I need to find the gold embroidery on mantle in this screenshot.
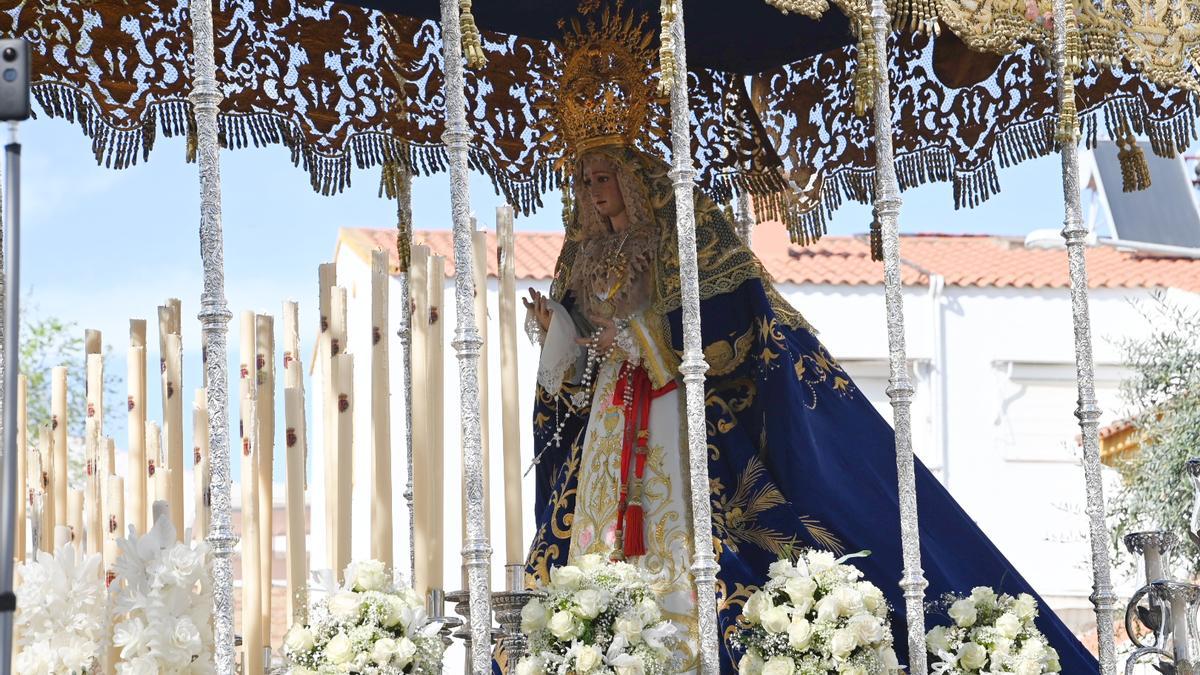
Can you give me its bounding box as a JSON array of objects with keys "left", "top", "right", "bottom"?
[{"left": 711, "top": 456, "right": 842, "bottom": 557}]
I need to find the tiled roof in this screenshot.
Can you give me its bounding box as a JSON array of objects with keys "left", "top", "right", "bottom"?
[{"left": 338, "top": 223, "right": 1200, "bottom": 292}]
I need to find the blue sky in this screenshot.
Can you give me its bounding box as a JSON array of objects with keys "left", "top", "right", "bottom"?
[{"left": 17, "top": 114, "right": 1087, "bottom": 480}]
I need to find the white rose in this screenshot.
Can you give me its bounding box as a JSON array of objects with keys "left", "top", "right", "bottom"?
[
  {"left": 328, "top": 592, "right": 364, "bottom": 622},
  {"left": 743, "top": 589, "right": 772, "bottom": 624},
  {"left": 815, "top": 595, "right": 841, "bottom": 623},
  {"left": 1044, "top": 648, "right": 1062, "bottom": 673},
  {"left": 324, "top": 632, "right": 354, "bottom": 665},
  {"left": 547, "top": 610, "right": 579, "bottom": 640},
  {"left": 516, "top": 656, "right": 547, "bottom": 675},
  {"left": 839, "top": 666, "right": 867, "bottom": 675},
  {"left": 1013, "top": 593, "right": 1038, "bottom": 621},
  {"left": 784, "top": 577, "right": 817, "bottom": 606},
  {"left": 637, "top": 597, "right": 661, "bottom": 623},
  {"left": 830, "top": 628, "right": 859, "bottom": 659},
  {"left": 1015, "top": 659, "right": 1042, "bottom": 675},
  {"left": 550, "top": 565, "right": 584, "bottom": 589},
  {"left": 574, "top": 644, "right": 603, "bottom": 673},
  {"left": 371, "top": 637, "right": 399, "bottom": 665},
  {"left": 847, "top": 614, "right": 884, "bottom": 646},
  {"left": 832, "top": 586, "right": 865, "bottom": 616},
  {"left": 521, "top": 598, "right": 549, "bottom": 633},
  {"left": 807, "top": 550, "right": 837, "bottom": 573},
  {"left": 995, "top": 612, "right": 1022, "bottom": 639},
  {"left": 394, "top": 637, "right": 417, "bottom": 669},
  {"left": 992, "top": 637, "right": 1013, "bottom": 659},
  {"left": 577, "top": 553, "right": 606, "bottom": 571},
  {"left": 969, "top": 586, "right": 996, "bottom": 608},
  {"left": 614, "top": 615, "right": 645, "bottom": 643},
  {"left": 860, "top": 583, "right": 886, "bottom": 615},
  {"left": 283, "top": 623, "right": 316, "bottom": 655},
  {"left": 769, "top": 559, "right": 799, "bottom": 579},
  {"left": 760, "top": 605, "right": 791, "bottom": 634},
  {"left": 878, "top": 646, "right": 900, "bottom": 671},
  {"left": 738, "top": 649, "right": 765, "bottom": 675},
  {"left": 352, "top": 559, "right": 388, "bottom": 592},
  {"left": 1019, "top": 638, "right": 1046, "bottom": 662},
  {"left": 612, "top": 653, "right": 646, "bottom": 675},
  {"left": 572, "top": 588, "right": 609, "bottom": 619},
  {"left": 762, "top": 656, "right": 796, "bottom": 675},
  {"left": 926, "top": 625, "right": 952, "bottom": 655},
  {"left": 948, "top": 598, "right": 978, "bottom": 628},
  {"left": 787, "top": 617, "right": 813, "bottom": 651},
  {"left": 958, "top": 642, "right": 988, "bottom": 671}
]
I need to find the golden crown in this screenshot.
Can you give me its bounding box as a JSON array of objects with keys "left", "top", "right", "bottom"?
[{"left": 535, "top": 4, "right": 663, "bottom": 163}]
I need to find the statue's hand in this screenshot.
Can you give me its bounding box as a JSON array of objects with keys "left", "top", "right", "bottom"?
[
  {"left": 523, "top": 288, "right": 553, "bottom": 332},
  {"left": 577, "top": 315, "right": 617, "bottom": 352}
]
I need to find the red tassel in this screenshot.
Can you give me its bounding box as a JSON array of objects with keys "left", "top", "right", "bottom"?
[{"left": 623, "top": 504, "right": 646, "bottom": 558}]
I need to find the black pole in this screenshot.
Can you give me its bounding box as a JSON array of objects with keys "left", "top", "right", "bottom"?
[{"left": 0, "top": 126, "right": 21, "bottom": 675}]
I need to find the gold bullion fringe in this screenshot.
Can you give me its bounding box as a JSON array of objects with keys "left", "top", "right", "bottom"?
[
  {"left": 459, "top": 0, "right": 487, "bottom": 69},
  {"left": 657, "top": 0, "right": 677, "bottom": 98}
]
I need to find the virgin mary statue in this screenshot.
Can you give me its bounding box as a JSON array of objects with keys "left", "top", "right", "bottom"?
[{"left": 517, "top": 7, "right": 1096, "bottom": 674}]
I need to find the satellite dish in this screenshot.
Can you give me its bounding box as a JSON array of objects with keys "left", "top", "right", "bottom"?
[{"left": 1088, "top": 141, "right": 1200, "bottom": 250}]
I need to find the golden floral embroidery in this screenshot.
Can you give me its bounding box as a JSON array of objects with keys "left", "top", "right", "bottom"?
[
  {"left": 705, "top": 378, "right": 757, "bottom": 436},
  {"left": 704, "top": 326, "right": 757, "bottom": 377},
  {"left": 711, "top": 456, "right": 843, "bottom": 557}
]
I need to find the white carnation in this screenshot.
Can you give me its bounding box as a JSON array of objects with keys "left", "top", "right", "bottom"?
[
  {"left": 995, "top": 612, "right": 1022, "bottom": 639},
  {"left": 969, "top": 586, "right": 996, "bottom": 608},
  {"left": 576, "top": 553, "right": 606, "bottom": 571},
  {"left": 783, "top": 576, "right": 817, "bottom": 606},
  {"left": 371, "top": 637, "right": 399, "bottom": 665},
  {"left": 516, "top": 656, "right": 547, "bottom": 675},
  {"left": 807, "top": 550, "right": 837, "bottom": 573},
  {"left": 550, "top": 565, "right": 584, "bottom": 589},
  {"left": 328, "top": 591, "right": 364, "bottom": 622},
  {"left": 614, "top": 615, "right": 645, "bottom": 643},
  {"left": 394, "top": 637, "right": 417, "bottom": 669},
  {"left": 926, "top": 625, "right": 952, "bottom": 655},
  {"left": 832, "top": 586, "right": 865, "bottom": 616},
  {"left": 572, "top": 588, "right": 609, "bottom": 619},
  {"left": 847, "top": 614, "right": 884, "bottom": 646},
  {"left": 351, "top": 559, "right": 389, "bottom": 592},
  {"left": 612, "top": 653, "right": 646, "bottom": 675},
  {"left": 769, "top": 559, "right": 800, "bottom": 579},
  {"left": 1013, "top": 593, "right": 1038, "bottom": 621}
]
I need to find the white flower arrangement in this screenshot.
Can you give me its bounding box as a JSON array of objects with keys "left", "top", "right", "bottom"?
[
  {"left": 14, "top": 543, "right": 106, "bottom": 674},
  {"left": 283, "top": 559, "right": 445, "bottom": 674},
  {"left": 926, "top": 587, "right": 1061, "bottom": 674},
  {"left": 733, "top": 550, "right": 902, "bottom": 675},
  {"left": 516, "top": 553, "right": 681, "bottom": 675},
  {"left": 110, "top": 517, "right": 215, "bottom": 674}
]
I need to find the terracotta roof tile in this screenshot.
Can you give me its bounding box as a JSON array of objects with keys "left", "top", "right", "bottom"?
[{"left": 338, "top": 223, "right": 1200, "bottom": 293}]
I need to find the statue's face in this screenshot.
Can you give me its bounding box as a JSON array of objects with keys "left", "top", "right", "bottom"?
[{"left": 581, "top": 158, "right": 626, "bottom": 221}]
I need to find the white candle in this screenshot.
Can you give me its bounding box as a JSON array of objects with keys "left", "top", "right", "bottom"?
[
  {"left": 54, "top": 525, "right": 71, "bottom": 551},
  {"left": 370, "top": 250, "right": 393, "bottom": 569},
  {"left": 428, "top": 254, "right": 445, "bottom": 591},
  {"left": 127, "top": 345, "right": 147, "bottom": 536},
  {"left": 146, "top": 421, "right": 165, "bottom": 527},
  {"left": 283, "top": 300, "right": 308, "bottom": 623},
  {"left": 86, "top": 352, "right": 103, "bottom": 435},
  {"left": 104, "top": 475, "right": 124, "bottom": 576},
  {"left": 193, "top": 391, "right": 209, "bottom": 541},
  {"left": 16, "top": 374, "right": 26, "bottom": 561},
  {"left": 67, "top": 490, "right": 84, "bottom": 545},
  {"left": 240, "top": 388, "right": 263, "bottom": 675},
  {"left": 37, "top": 426, "right": 53, "bottom": 550},
  {"left": 318, "top": 265, "right": 336, "bottom": 573},
  {"left": 28, "top": 442, "right": 45, "bottom": 553},
  {"left": 51, "top": 367, "right": 68, "bottom": 528},
  {"left": 84, "top": 418, "right": 101, "bottom": 555},
  {"left": 255, "top": 313, "right": 275, "bottom": 644},
  {"left": 409, "top": 245, "right": 432, "bottom": 596},
  {"left": 165, "top": 333, "right": 185, "bottom": 541},
  {"left": 333, "top": 351, "right": 354, "bottom": 579},
  {"left": 497, "top": 205, "right": 524, "bottom": 565}
]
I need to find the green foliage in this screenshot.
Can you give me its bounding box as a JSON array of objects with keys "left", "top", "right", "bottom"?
[{"left": 1111, "top": 293, "right": 1200, "bottom": 575}]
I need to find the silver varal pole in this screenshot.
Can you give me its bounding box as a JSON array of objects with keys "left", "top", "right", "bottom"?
[
  {"left": 396, "top": 166, "right": 417, "bottom": 583},
  {"left": 665, "top": 6, "right": 721, "bottom": 674},
  {"left": 868, "top": 0, "right": 930, "bottom": 671},
  {"left": 436, "top": 1, "right": 493, "bottom": 672},
  {"left": 1050, "top": 0, "right": 1118, "bottom": 670},
  {"left": 188, "top": 1, "right": 237, "bottom": 673},
  {"left": 0, "top": 123, "right": 21, "bottom": 669}
]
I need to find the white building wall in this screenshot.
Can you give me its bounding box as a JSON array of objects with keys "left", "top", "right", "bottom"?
[{"left": 327, "top": 242, "right": 1199, "bottom": 638}]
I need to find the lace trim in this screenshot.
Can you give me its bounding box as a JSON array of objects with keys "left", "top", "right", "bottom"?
[{"left": 536, "top": 300, "right": 583, "bottom": 393}]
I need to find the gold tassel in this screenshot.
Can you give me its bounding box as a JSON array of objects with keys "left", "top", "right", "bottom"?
[
  {"left": 1054, "top": 11, "right": 1082, "bottom": 144},
  {"left": 853, "top": 27, "right": 876, "bottom": 117},
  {"left": 763, "top": 0, "right": 831, "bottom": 19},
  {"left": 869, "top": 216, "right": 884, "bottom": 262},
  {"left": 458, "top": 0, "right": 487, "bottom": 69},
  {"left": 657, "top": 0, "right": 677, "bottom": 98},
  {"left": 1116, "top": 126, "right": 1151, "bottom": 192}
]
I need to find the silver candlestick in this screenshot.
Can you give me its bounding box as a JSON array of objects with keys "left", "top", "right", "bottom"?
[
  {"left": 492, "top": 563, "right": 539, "bottom": 660},
  {"left": 446, "top": 586, "right": 473, "bottom": 674},
  {"left": 427, "top": 588, "right": 462, "bottom": 654}
]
